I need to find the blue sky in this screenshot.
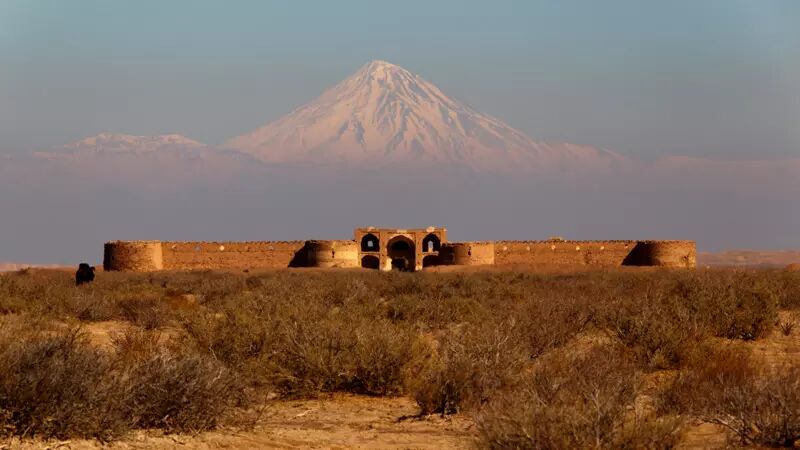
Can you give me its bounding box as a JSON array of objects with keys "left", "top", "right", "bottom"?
[{"left": 1, "top": 0, "right": 799, "bottom": 159}]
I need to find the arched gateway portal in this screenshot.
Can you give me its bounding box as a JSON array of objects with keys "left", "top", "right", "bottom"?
[
  {"left": 354, "top": 227, "right": 447, "bottom": 272},
  {"left": 387, "top": 236, "right": 415, "bottom": 271}
]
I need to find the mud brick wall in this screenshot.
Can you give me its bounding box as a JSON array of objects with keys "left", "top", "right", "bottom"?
[{"left": 160, "top": 241, "right": 307, "bottom": 270}]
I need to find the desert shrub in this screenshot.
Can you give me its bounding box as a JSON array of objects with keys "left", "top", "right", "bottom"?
[
  {"left": 659, "top": 345, "right": 800, "bottom": 447},
  {"left": 685, "top": 272, "right": 778, "bottom": 340},
  {"left": 350, "top": 319, "right": 417, "bottom": 395},
  {"left": 0, "top": 328, "right": 125, "bottom": 439},
  {"left": 600, "top": 291, "right": 700, "bottom": 370},
  {"left": 268, "top": 315, "right": 416, "bottom": 396},
  {"left": 118, "top": 348, "right": 239, "bottom": 432},
  {"left": 73, "top": 293, "right": 117, "bottom": 321},
  {"left": 0, "top": 324, "right": 244, "bottom": 440},
  {"left": 116, "top": 296, "right": 170, "bottom": 329},
  {"left": 657, "top": 342, "right": 754, "bottom": 417},
  {"left": 385, "top": 292, "right": 486, "bottom": 329},
  {"left": 778, "top": 311, "right": 799, "bottom": 336},
  {"left": 182, "top": 287, "right": 418, "bottom": 397},
  {"left": 477, "top": 345, "right": 679, "bottom": 449},
  {"left": 516, "top": 295, "right": 593, "bottom": 358},
  {"left": 765, "top": 270, "right": 800, "bottom": 310},
  {"left": 412, "top": 320, "right": 528, "bottom": 415},
  {"left": 182, "top": 306, "right": 275, "bottom": 379}
]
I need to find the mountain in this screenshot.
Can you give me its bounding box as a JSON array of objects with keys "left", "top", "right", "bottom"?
[
  {"left": 0, "top": 263, "right": 67, "bottom": 273},
  {"left": 34, "top": 133, "right": 207, "bottom": 159},
  {"left": 225, "top": 60, "right": 629, "bottom": 173},
  {"left": 18, "top": 133, "right": 260, "bottom": 189}
]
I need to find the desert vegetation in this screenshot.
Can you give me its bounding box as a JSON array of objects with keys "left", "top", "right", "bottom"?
[{"left": 0, "top": 267, "right": 798, "bottom": 447}]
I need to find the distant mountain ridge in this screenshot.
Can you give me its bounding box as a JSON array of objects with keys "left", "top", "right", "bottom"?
[
  {"left": 6, "top": 60, "right": 799, "bottom": 188},
  {"left": 34, "top": 133, "right": 206, "bottom": 159},
  {"left": 0, "top": 263, "right": 67, "bottom": 272},
  {"left": 224, "top": 60, "right": 629, "bottom": 173}
]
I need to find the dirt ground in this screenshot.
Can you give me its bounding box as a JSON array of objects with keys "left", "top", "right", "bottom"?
[{"left": 3, "top": 394, "right": 475, "bottom": 450}]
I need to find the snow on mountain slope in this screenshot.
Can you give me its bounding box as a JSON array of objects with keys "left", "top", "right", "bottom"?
[
  {"left": 34, "top": 133, "right": 206, "bottom": 159},
  {"left": 225, "top": 60, "right": 630, "bottom": 173},
  {"left": 22, "top": 133, "right": 260, "bottom": 188}
]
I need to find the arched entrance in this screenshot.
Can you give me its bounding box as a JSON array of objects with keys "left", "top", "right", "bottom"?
[
  {"left": 422, "top": 233, "right": 441, "bottom": 253},
  {"left": 360, "top": 233, "right": 379, "bottom": 252},
  {"left": 361, "top": 255, "right": 379, "bottom": 269},
  {"left": 387, "top": 236, "right": 415, "bottom": 272}
]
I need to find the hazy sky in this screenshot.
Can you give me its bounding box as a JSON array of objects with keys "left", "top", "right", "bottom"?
[{"left": 1, "top": 0, "right": 799, "bottom": 159}]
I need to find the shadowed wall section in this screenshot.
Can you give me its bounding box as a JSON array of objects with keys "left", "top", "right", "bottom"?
[{"left": 622, "top": 241, "right": 697, "bottom": 268}]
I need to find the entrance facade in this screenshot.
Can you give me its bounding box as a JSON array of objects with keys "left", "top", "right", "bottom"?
[{"left": 355, "top": 226, "right": 447, "bottom": 272}]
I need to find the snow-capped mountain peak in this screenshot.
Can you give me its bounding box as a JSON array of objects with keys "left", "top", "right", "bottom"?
[
  {"left": 61, "top": 133, "right": 205, "bottom": 154},
  {"left": 225, "top": 60, "right": 628, "bottom": 172}
]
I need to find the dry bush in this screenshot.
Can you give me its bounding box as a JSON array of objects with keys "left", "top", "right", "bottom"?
[
  {"left": 598, "top": 270, "right": 781, "bottom": 369},
  {"left": 118, "top": 349, "right": 239, "bottom": 432},
  {"left": 516, "top": 295, "right": 593, "bottom": 358},
  {"left": 181, "top": 307, "right": 274, "bottom": 382},
  {"left": 0, "top": 327, "right": 125, "bottom": 440},
  {"left": 0, "top": 323, "right": 243, "bottom": 440},
  {"left": 267, "top": 315, "right": 416, "bottom": 397},
  {"left": 476, "top": 345, "right": 680, "bottom": 449},
  {"left": 687, "top": 272, "right": 778, "bottom": 340},
  {"left": 657, "top": 343, "right": 754, "bottom": 415},
  {"left": 659, "top": 345, "right": 800, "bottom": 447},
  {"left": 778, "top": 310, "right": 800, "bottom": 337},
  {"left": 182, "top": 292, "right": 417, "bottom": 397},
  {"left": 764, "top": 270, "right": 800, "bottom": 310},
  {"left": 116, "top": 296, "right": 169, "bottom": 329},
  {"left": 412, "top": 320, "right": 528, "bottom": 415},
  {"left": 600, "top": 291, "right": 700, "bottom": 370},
  {"left": 779, "top": 319, "right": 796, "bottom": 336}
]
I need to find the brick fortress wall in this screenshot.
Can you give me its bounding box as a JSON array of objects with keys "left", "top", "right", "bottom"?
[{"left": 103, "top": 239, "right": 696, "bottom": 271}]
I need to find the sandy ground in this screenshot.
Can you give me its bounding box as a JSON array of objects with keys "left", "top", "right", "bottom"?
[
  {"left": 3, "top": 395, "right": 475, "bottom": 450},
  {"left": 697, "top": 249, "right": 800, "bottom": 268}
]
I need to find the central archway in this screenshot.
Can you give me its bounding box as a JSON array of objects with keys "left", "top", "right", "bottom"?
[{"left": 387, "top": 235, "right": 416, "bottom": 272}]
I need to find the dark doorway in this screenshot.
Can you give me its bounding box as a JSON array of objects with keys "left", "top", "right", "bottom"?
[
  {"left": 391, "top": 258, "right": 407, "bottom": 271},
  {"left": 422, "top": 255, "right": 439, "bottom": 268},
  {"left": 387, "top": 236, "right": 415, "bottom": 272},
  {"left": 361, "top": 255, "right": 379, "bottom": 269},
  {"left": 422, "top": 233, "right": 441, "bottom": 253},
  {"left": 361, "top": 233, "right": 379, "bottom": 252}
]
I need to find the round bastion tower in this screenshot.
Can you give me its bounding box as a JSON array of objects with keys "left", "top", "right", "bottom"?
[{"left": 103, "top": 241, "right": 164, "bottom": 271}]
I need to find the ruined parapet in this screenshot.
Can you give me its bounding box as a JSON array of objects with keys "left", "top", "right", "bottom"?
[
  {"left": 305, "top": 240, "right": 359, "bottom": 268},
  {"left": 622, "top": 241, "right": 696, "bottom": 268},
  {"left": 439, "top": 242, "right": 495, "bottom": 266},
  {"left": 104, "top": 241, "right": 164, "bottom": 272}
]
